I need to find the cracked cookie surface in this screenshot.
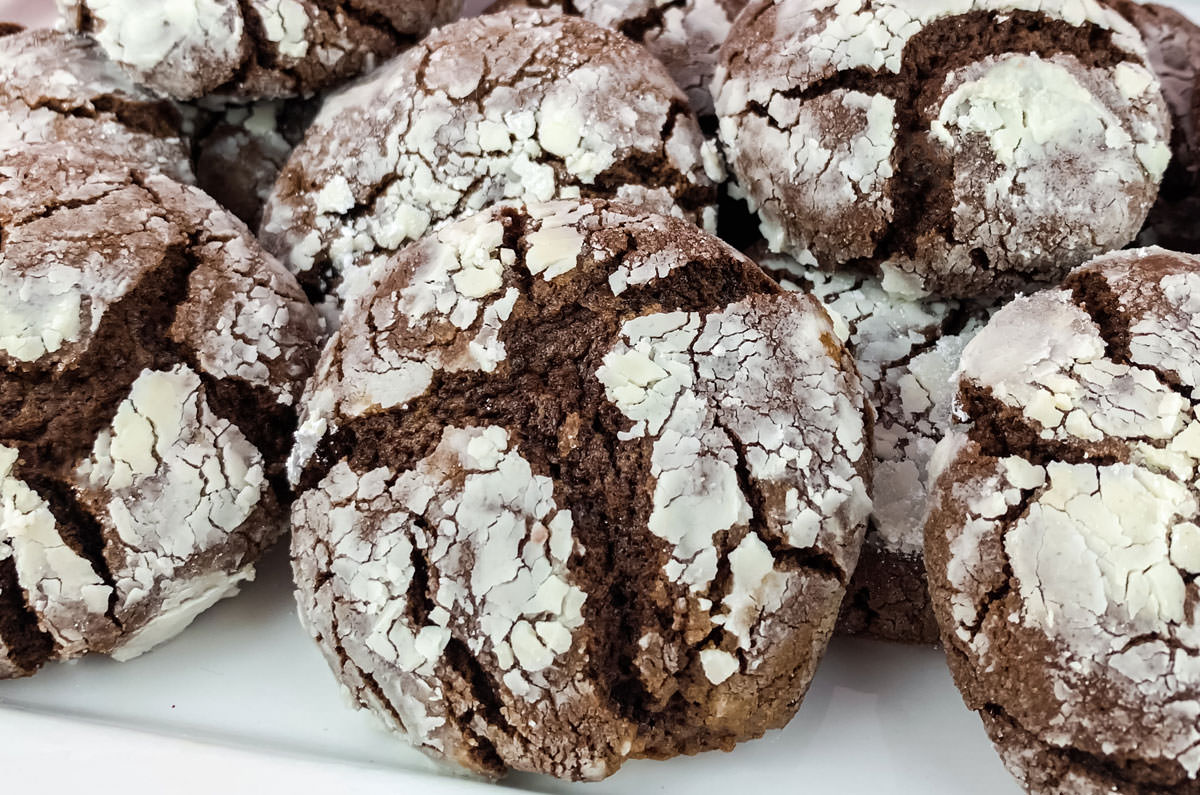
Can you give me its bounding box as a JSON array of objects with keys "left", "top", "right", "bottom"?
[
  {"left": 260, "top": 8, "right": 720, "bottom": 326},
  {"left": 0, "top": 144, "right": 320, "bottom": 678},
  {"left": 763, "top": 249, "right": 998, "bottom": 643},
  {"left": 289, "top": 199, "right": 872, "bottom": 780},
  {"left": 713, "top": 0, "right": 1170, "bottom": 299},
  {"left": 488, "top": 0, "right": 748, "bottom": 120},
  {"left": 1111, "top": 0, "right": 1200, "bottom": 254},
  {"left": 926, "top": 247, "right": 1200, "bottom": 792},
  {"left": 0, "top": 27, "right": 191, "bottom": 183},
  {"left": 58, "top": 0, "right": 462, "bottom": 102}
]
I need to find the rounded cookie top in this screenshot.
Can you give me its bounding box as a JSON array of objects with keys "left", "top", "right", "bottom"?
[
  {"left": 58, "top": 0, "right": 463, "bottom": 102},
  {"left": 290, "top": 199, "right": 872, "bottom": 780},
  {"left": 0, "top": 27, "right": 191, "bottom": 183},
  {"left": 1111, "top": 0, "right": 1200, "bottom": 254},
  {"left": 260, "top": 8, "right": 720, "bottom": 324},
  {"left": 925, "top": 247, "right": 1200, "bottom": 791},
  {"left": 491, "top": 0, "right": 748, "bottom": 119},
  {"left": 714, "top": 0, "right": 1170, "bottom": 299},
  {"left": 763, "top": 250, "right": 997, "bottom": 641},
  {"left": 0, "top": 144, "right": 321, "bottom": 678}
]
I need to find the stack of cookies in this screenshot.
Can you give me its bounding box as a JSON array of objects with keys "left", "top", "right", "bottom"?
[{"left": 3, "top": 0, "right": 1200, "bottom": 791}]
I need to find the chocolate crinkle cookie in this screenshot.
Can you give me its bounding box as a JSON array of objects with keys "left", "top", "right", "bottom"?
[
  {"left": 0, "top": 27, "right": 191, "bottom": 183},
  {"left": 0, "top": 145, "right": 320, "bottom": 678},
  {"left": 926, "top": 247, "right": 1200, "bottom": 792},
  {"left": 714, "top": 0, "right": 1171, "bottom": 299},
  {"left": 57, "top": 0, "right": 463, "bottom": 102},
  {"left": 490, "top": 0, "right": 748, "bottom": 121},
  {"left": 762, "top": 250, "right": 998, "bottom": 643},
  {"left": 192, "top": 97, "right": 319, "bottom": 230},
  {"left": 260, "top": 8, "right": 720, "bottom": 324},
  {"left": 1111, "top": 0, "right": 1200, "bottom": 254},
  {"left": 290, "top": 199, "right": 872, "bottom": 780}
]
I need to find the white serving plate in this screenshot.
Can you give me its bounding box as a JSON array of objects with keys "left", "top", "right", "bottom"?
[{"left": 4, "top": 0, "right": 1197, "bottom": 790}]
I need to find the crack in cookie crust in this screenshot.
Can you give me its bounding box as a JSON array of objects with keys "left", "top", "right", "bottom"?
[
  {"left": 926, "top": 247, "right": 1200, "bottom": 791},
  {"left": 714, "top": 0, "right": 1170, "bottom": 298},
  {"left": 0, "top": 145, "right": 320, "bottom": 676},
  {"left": 290, "top": 199, "right": 871, "bottom": 780},
  {"left": 260, "top": 9, "right": 720, "bottom": 325}
]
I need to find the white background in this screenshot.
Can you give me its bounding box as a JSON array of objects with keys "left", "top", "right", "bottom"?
[{"left": 1, "top": 1, "right": 52, "bottom": 26}]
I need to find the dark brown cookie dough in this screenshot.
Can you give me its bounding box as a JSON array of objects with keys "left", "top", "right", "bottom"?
[
  {"left": 1111, "top": 0, "right": 1200, "bottom": 254},
  {"left": 192, "top": 97, "right": 319, "bottom": 229},
  {"left": 0, "top": 144, "right": 321, "bottom": 678},
  {"left": 58, "top": 0, "right": 463, "bottom": 102},
  {"left": 260, "top": 8, "right": 720, "bottom": 323},
  {"left": 715, "top": 0, "right": 1171, "bottom": 299},
  {"left": 490, "top": 0, "right": 748, "bottom": 121},
  {"left": 762, "top": 249, "right": 996, "bottom": 644},
  {"left": 926, "top": 247, "right": 1200, "bottom": 792},
  {"left": 0, "top": 27, "right": 191, "bottom": 183},
  {"left": 290, "top": 199, "right": 873, "bottom": 780}
]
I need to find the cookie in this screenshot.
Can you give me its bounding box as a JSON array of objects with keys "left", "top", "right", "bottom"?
[
  {"left": 1111, "top": 0, "right": 1200, "bottom": 254},
  {"left": 260, "top": 8, "right": 720, "bottom": 324},
  {"left": 926, "top": 247, "right": 1200, "bottom": 792},
  {"left": 0, "top": 144, "right": 321, "bottom": 678},
  {"left": 193, "top": 98, "right": 319, "bottom": 230},
  {"left": 763, "top": 250, "right": 995, "bottom": 643},
  {"left": 290, "top": 199, "right": 873, "bottom": 780},
  {"left": 0, "top": 27, "right": 191, "bottom": 183},
  {"left": 714, "top": 0, "right": 1171, "bottom": 299},
  {"left": 489, "top": 0, "right": 747, "bottom": 121},
  {"left": 58, "top": 0, "right": 463, "bottom": 102}
]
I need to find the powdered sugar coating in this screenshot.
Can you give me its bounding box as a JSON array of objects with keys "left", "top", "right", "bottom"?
[
  {"left": 926, "top": 247, "right": 1200, "bottom": 791},
  {"left": 0, "top": 146, "right": 320, "bottom": 678},
  {"left": 598, "top": 295, "right": 871, "bottom": 664},
  {"left": 293, "top": 426, "right": 593, "bottom": 770},
  {"left": 754, "top": 0, "right": 1143, "bottom": 81},
  {"left": 261, "top": 9, "right": 717, "bottom": 324},
  {"left": 80, "top": 0, "right": 241, "bottom": 84},
  {"left": 290, "top": 199, "right": 871, "bottom": 780},
  {"left": 0, "top": 153, "right": 317, "bottom": 396},
  {"left": 612, "top": 0, "right": 747, "bottom": 118},
  {"left": 0, "top": 444, "right": 114, "bottom": 657},
  {"left": 0, "top": 28, "right": 191, "bottom": 183},
  {"left": 497, "top": 0, "right": 748, "bottom": 118},
  {"left": 75, "top": 365, "right": 266, "bottom": 659},
  {"left": 714, "top": 0, "right": 1170, "bottom": 298},
  {"left": 59, "top": 0, "right": 462, "bottom": 101},
  {"left": 169, "top": 206, "right": 318, "bottom": 406},
  {"left": 918, "top": 53, "right": 1168, "bottom": 293},
  {"left": 287, "top": 205, "right": 568, "bottom": 482},
  {"left": 598, "top": 299, "right": 870, "bottom": 582}
]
